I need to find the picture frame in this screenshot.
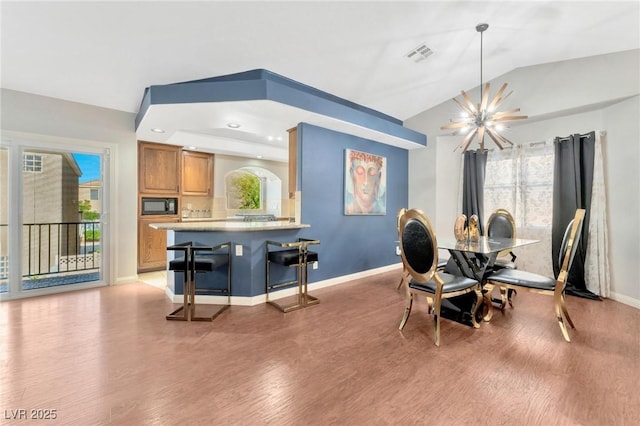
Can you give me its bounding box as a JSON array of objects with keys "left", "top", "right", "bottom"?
[{"left": 344, "top": 148, "right": 386, "bottom": 215}]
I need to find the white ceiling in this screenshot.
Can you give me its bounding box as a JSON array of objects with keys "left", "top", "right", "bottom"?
[{"left": 2, "top": 1, "right": 639, "bottom": 160}]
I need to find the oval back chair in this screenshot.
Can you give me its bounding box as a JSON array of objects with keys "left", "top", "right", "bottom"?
[{"left": 398, "top": 208, "right": 482, "bottom": 346}]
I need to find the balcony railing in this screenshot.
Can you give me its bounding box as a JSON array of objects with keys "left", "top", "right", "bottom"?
[{"left": 0, "top": 222, "right": 101, "bottom": 280}]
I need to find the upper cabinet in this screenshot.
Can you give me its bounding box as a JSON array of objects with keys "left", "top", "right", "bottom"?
[
  {"left": 138, "top": 141, "right": 181, "bottom": 194},
  {"left": 181, "top": 150, "right": 213, "bottom": 196}
]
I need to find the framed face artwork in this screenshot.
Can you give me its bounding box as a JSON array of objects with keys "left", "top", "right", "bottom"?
[{"left": 344, "top": 149, "right": 386, "bottom": 215}]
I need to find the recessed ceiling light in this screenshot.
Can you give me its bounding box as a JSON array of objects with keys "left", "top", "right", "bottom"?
[
  {"left": 257, "top": 155, "right": 263, "bottom": 159},
  {"left": 267, "top": 136, "right": 274, "bottom": 141},
  {"left": 227, "top": 122, "right": 241, "bottom": 129},
  {"left": 151, "top": 128, "right": 165, "bottom": 133}
]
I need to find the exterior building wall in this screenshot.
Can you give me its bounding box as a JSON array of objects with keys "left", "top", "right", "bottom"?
[{"left": 78, "top": 179, "right": 102, "bottom": 214}]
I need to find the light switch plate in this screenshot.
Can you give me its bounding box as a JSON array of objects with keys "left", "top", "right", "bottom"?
[
  {"left": 235, "top": 244, "right": 243, "bottom": 256},
  {"left": 312, "top": 261, "right": 318, "bottom": 270}
]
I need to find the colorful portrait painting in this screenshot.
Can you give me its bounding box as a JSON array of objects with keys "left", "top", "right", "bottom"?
[{"left": 344, "top": 149, "right": 386, "bottom": 215}]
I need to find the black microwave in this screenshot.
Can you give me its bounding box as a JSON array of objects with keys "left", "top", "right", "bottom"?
[{"left": 141, "top": 197, "right": 178, "bottom": 215}]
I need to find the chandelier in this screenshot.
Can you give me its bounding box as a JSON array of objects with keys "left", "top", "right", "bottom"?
[{"left": 441, "top": 23, "right": 527, "bottom": 153}]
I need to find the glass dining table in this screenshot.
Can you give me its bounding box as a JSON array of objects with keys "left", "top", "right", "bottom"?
[{"left": 436, "top": 236, "right": 539, "bottom": 326}]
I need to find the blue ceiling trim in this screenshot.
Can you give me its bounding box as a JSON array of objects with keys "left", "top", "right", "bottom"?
[{"left": 135, "top": 69, "right": 426, "bottom": 146}]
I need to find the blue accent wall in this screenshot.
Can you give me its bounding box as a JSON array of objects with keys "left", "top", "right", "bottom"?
[{"left": 297, "top": 123, "right": 408, "bottom": 282}]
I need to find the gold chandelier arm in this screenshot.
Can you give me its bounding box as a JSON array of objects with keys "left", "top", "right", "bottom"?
[
  {"left": 487, "top": 127, "right": 514, "bottom": 147},
  {"left": 487, "top": 83, "right": 508, "bottom": 111},
  {"left": 452, "top": 97, "right": 475, "bottom": 116},
  {"left": 477, "top": 125, "right": 486, "bottom": 150},
  {"left": 460, "top": 91, "right": 478, "bottom": 114},
  {"left": 490, "top": 89, "right": 514, "bottom": 111},
  {"left": 486, "top": 128, "right": 506, "bottom": 149},
  {"left": 441, "top": 121, "right": 474, "bottom": 130},
  {"left": 456, "top": 127, "right": 478, "bottom": 153},
  {"left": 491, "top": 108, "right": 521, "bottom": 118},
  {"left": 492, "top": 115, "right": 528, "bottom": 122}
]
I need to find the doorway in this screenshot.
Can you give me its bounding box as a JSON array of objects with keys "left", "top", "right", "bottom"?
[{"left": 0, "top": 141, "right": 109, "bottom": 299}]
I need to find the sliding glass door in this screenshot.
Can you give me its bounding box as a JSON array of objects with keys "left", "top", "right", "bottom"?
[{"left": 0, "top": 139, "right": 108, "bottom": 299}]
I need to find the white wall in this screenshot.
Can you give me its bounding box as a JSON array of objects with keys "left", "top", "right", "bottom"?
[
  {"left": 404, "top": 49, "right": 640, "bottom": 306},
  {"left": 1, "top": 89, "right": 138, "bottom": 284}
]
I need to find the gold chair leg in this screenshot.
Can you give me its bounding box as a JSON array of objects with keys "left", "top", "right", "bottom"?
[
  {"left": 482, "top": 284, "right": 495, "bottom": 322},
  {"left": 554, "top": 293, "right": 571, "bottom": 342},
  {"left": 398, "top": 293, "right": 413, "bottom": 330},
  {"left": 426, "top": 296, "right": 433, "bottom": 314},
  {"left": 508, "top": 288, "right": 516, "bottom": 308},
  {"left": 433, "top": 301, "right": 441, "bottom": 347},
  {"left": 499, "top": 287, "right": 509, "bottom": 310},
  {"left": 470, "top": 288, "right": 482, "bottom": 329},
  {"left": 396, "top": 268, "right": 410, "bottom": 291},
  {"left": 560, "top": 294, "right": 575, "bottom": 329},
  {"left": 167, "top": 268, "right": 193, "bottom": 321}
]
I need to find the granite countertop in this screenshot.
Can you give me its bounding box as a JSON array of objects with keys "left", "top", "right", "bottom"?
[{"left": 149, "top": 220, "right": 310, "bottom": 232}]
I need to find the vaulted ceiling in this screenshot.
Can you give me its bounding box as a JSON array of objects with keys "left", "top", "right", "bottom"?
[{"left": 2, "top": 1, "right": 638, "bottom": 159}]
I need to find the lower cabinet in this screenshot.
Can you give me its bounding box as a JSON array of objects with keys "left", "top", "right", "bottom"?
[{"left": 138, "top": 216, "right": 179, "bottom": 272}]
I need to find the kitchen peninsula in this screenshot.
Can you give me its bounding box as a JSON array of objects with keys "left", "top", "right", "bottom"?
[{"left": 149, "top": 219, "right": 313, "bottom": 304}]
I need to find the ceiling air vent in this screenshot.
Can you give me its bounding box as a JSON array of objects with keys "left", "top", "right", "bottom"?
[{"left": 406, "top": 43, "right": 433, "bottom": 63}]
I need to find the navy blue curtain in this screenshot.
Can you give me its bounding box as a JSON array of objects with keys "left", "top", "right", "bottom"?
[
  {"left": 552, "top": 131, "right": 598, "bottom": 300},
  {"left": 462, "top": 150, "right": 488, "bottom": 235}
]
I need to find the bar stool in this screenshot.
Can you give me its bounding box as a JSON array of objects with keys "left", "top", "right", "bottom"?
[
  {"left": 166, "top": 241, "right": 232, "bottom": 321},
  {"left": 265, "top": 238, "right": 320, "bottom": 312}
]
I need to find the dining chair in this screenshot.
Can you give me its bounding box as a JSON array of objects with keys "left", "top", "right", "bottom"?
[
  {"left": 483, "top": 208, "right": 586, "bottom": 342},
  {"left": 486, "top": 209, "right": 518, "bottom": 268},
  {"left": 485, "top": 208, "right": 518, "bottom": 308},
  {"left": 396, "top": 208, "right": 446, "bottom": 290},
  {"left": 398, "top": 208, "right": 482, "bottom": 346}
]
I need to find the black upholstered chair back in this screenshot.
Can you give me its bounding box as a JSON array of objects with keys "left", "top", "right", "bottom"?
[
  {"left": 486, "top": 209, "right": 516, "bottom": 259},
  {"left": 487, "top": 210, "right": 515, "bottom": 239},
  {"left": 399, "top": 209, "right": 437, "bottom": 282}
]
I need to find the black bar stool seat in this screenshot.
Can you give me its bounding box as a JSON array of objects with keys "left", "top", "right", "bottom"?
[
  {"left": 266, "top": 238, "right": 320, "bottom": 313},
  {"left": 268, "top": 249, "right": 318, "bottom": 266},
  {"left": 169, "top": 253, "right": 229, "bottom": 273},
  {"left": 166, "top": 241, "right": 232, "bottom": 322}
]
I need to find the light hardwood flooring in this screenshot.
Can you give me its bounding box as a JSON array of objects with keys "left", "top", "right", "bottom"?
[{"left": 1, "top": 270, "right": 639, "bottom": 425}]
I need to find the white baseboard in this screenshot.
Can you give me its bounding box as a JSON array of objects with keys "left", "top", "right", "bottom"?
[
  {"left": 608, "top": 291, "right": 640, "bottom": 309},
  {"left": 165, "top": 263, "right": 404, "bottom": 306},
  {"left": 115, "top": 275, "right": 138, "bottom": 285}
]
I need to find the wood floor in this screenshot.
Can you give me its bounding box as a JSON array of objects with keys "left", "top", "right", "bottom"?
[{"left": 1, "top": 270, "right": 638, "bottom": 425}]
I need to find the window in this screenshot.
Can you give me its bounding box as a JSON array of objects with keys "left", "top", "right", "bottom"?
[
  {"left": 483, "top": 142, "right": 555, "bottom": 276},
  {"left": 226, "top": 171, "right": 263, "bottom": 210},
  {"left": 23, "top": 154, "right": 43, "bottom": 172},
  {"left": 223, "top": 166, "right": 282, "bottom": 217},
  {"left": 484, "top": 143, "right": 554, "bottom": 230},
  {"left": 90, "top": 188, "right": 99, "bottom": 200}
]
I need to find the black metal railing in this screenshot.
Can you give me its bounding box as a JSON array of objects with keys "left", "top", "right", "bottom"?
[{"left": 0, "top": 222, "right": 101, "bottom": 279}]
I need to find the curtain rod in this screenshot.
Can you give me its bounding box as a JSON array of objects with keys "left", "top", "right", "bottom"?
[
  {"left": 485, "top": 140, "right": 548, "bottom": 152},
  {"left": 555, "top": 131, "right": 595, "bottom": 142}
]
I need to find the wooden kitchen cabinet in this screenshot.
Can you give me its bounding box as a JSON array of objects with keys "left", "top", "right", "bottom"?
[
  {"left": 138, "top": 142, "right": 181, "bottom": 194},
  {"left": 138, "top": 216, "right": 179, "bottom": 272},
  {"left": 181, "top": 150, "right": 213, "bottom": 196}
]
